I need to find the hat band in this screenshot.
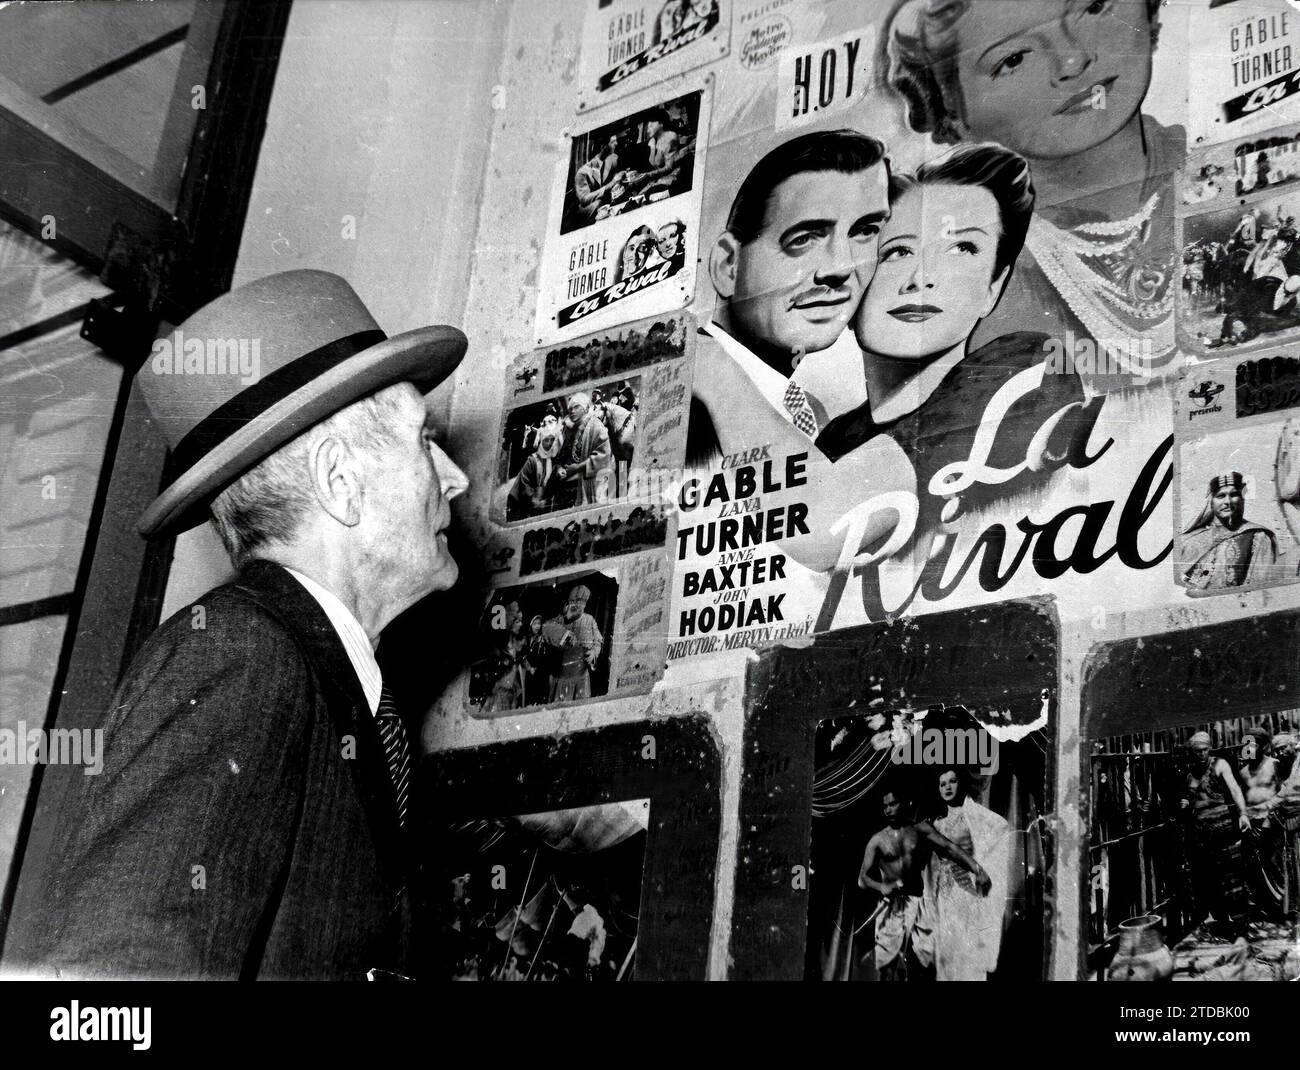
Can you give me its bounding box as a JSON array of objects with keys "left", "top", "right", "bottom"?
[{"left": 164, "top": 328, "right": 387, "bottom": 484}]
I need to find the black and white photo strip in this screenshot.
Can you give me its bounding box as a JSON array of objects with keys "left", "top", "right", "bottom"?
[
  {"left": 806, "top": 702, "right": 1052, "bottom": 982},
  {"left": 497, "top": 377, "right": 642, "bottom": 521},
  {"left": 1174, "top": 352, "right": 1300, "bottom": 594},
  {"left": 497, "top": 313, "right": 693, "bottom": 526},
  {"left": 470, "top": 569, "right": 621, "bottom": 712},
  {"left": 464, "top": 544, "right": 671, "bottom": 716},
  {"left": 1088, "top": 715, "right": 1300, "bottom": 981},
  {"left": 1179, "top": 144, "right": 1300, "bottom": 354},
  {"left": 433, "top": 800, "right": 649, "bottom": 981}
]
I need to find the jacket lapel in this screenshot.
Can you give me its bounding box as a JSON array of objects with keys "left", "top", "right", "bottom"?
[{"left": 232, "top": 561, "right": 408, "bottom": 881}]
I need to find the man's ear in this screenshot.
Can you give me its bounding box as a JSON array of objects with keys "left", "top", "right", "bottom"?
[
  {"left": 309, "top": 436, "right": 363, "bottom": 527},
  {"left": 709, "top": 232, "right": 741, "bottom": 300}
]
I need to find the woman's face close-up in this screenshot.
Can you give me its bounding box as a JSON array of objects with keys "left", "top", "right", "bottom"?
[
  {"left": 854, "top": 182, "right": 1005, "bottom": 360},
  {"left": 939, "top": 769, "right": 962, "bottom": 803},
  {"left": 951, "top": 0, "right": 1153, "bottom": 161}
]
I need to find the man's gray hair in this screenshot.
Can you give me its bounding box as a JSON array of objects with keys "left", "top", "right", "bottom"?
[{"left": 209, "top": 388, "right": 406, "bottom": 567}]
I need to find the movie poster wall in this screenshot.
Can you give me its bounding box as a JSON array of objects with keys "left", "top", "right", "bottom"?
[{"left": 475, "top": 0, "right": 1300, "bottom": 979}]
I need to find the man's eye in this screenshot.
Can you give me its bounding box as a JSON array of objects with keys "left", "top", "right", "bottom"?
[
  {"left": 783, "top": 232, "right": 817, "bottom": 253},
  {"left": 1083, "top": 0, "right": 1111, "bottom": 15},
  {"left": 851, "top": 224, "right": 881, "bottom": 241},
  {"left": 992, "top": 50, "right": 1027, "bottom": 77}
]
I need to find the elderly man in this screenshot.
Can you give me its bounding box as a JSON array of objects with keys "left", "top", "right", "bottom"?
[
  {"left": 542, "top": 584, "right": 605, "bottom": 703},
  {"left": 1177, "top": 472, "right": 1279, "bottom": 590},
  {"left": 555, "top": 392, "right": 612, "bottom": 505},
  {"left": 7, "top": 270, "right": 469, "bottom": 979}
]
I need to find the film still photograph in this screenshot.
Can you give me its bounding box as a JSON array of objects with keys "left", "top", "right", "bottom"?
[
  {"left": 540, "top": 314, "right": 688, "bottom": 392},
  {"left": 1181, "top": 128, "right": 1300, "bottom": 208},
  {"left": 469, "top": 569, "right": 619, "bottom": 712},
  {"left": 432, "top": 799, "right": 648, "bottom": 981},
  {"left": 1174, "top": 422, "right": 1300, "bottom": 592},
  {"left": 1088, "top": 713, "right": 1300, "bottom": 981},
  {"left": 1180, "top": 190, "right": 1300, "bottom": 351},
  {"left": 805, "top": 703, "right": 1052, "bottom": 982},
  {"left": 497, "top": 378, "right": 640, "bottom": 521},
  {"left": 561, "top": 88, "right": 702, "bottom": 235}
]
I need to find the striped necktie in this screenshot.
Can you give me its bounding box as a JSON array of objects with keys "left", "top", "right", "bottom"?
[
  {"left": 376, "top": 683, "right": 412, "bottom": 828},
  {"left": 783, "top": 380, "right": 819, "bottom": 438}
]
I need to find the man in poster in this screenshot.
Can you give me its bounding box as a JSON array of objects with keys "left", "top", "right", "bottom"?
[
  {"left": 1177, "top": 472, "right": 1279, "bottom": 589},
  {"left": 556, "top": 391, "right": 613, "bottom": 505},
  {"left": 688, "top": 129, "right": 890, "bottom": 462},
  {"left": 543, "top": 584, "right": 605, "bottom": 702},
  {"left": 507, "top": 414, "right": 563, "bottom": 520}
]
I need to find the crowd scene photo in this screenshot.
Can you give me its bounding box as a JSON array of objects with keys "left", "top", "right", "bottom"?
[
  {"left": 519, "top": 506, "right": 669, "bottom": 577},
  {"left": 542, "top": 317, "right": 685, "bottom": 391},
  {"left": 470, "top": 573, "right": 618, "bottom": 711},
  {"left": 1090, "top": 714, "right": 1300, "bottom": 981},
  {"left": 1182, "top": 196, "right": 1300, "bottom": 349},
  {"left": 498, "top": 379, "right": 639, "bottom": 520}
]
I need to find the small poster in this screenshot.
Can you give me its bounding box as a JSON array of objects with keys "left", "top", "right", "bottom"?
[
  {"left": 536, "top": 83, "right": 710, "bottom": 345},
  {"left": 576, "top": 0, "right": 731, "bottom": 112}
]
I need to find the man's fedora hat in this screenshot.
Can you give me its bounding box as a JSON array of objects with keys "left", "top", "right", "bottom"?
[{"left": 136, "top": 269, "right": 467, "bottom": 537}]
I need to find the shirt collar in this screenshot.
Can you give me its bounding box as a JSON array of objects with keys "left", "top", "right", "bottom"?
[{"left": 282, "top": 566, "right": 382, "bottom": 716}]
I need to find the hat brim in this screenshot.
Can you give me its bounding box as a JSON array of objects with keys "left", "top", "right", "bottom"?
[{"left": 138, "top": 325, "right": 467, "bottom": 538}]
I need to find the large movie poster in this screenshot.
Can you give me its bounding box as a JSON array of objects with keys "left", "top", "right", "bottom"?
[{"left": 658, "top": 0, "right": 1196, "bottom": 681}]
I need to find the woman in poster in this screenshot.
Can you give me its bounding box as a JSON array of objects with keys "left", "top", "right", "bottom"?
[
  {"left": 817, "top": 142, "right": 1088, "bottom": 536},
  {"left": 882, "top": 0, "right": 1184, "bottom": 384},
  {"left": 925, "top": 767, "right": 1011, "bottom": 981}
]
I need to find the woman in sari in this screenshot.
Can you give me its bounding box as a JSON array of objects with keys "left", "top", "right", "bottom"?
[{"left": 925, "top": 767, "right": 1011, "bottom": 981}]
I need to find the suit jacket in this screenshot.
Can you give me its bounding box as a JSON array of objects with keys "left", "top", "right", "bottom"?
[{"left": 8, "top": 561, "right": 416, "bottom": 979}]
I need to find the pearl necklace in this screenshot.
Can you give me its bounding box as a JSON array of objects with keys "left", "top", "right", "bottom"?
[{"left": 1026, "top": 191, "right": 1175, "bottom": 373}]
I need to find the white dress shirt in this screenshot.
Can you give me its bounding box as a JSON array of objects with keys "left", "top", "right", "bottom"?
[
  {"left": 283, "top": 566, "right": 382, "bottom": 716},
  {"left": 701, "top": 318, "right": 793, "bottom": 420}
]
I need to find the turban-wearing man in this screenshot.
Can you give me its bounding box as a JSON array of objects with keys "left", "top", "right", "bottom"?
[
  {"left": 1176, "top": 472, "right": 1278, "bottom": 590},
  {"left": 507, "top": 414, "right": 564, "bottom": 520},
  {"left": 542, "top": 584, "right": 605, "bottom": 703}
]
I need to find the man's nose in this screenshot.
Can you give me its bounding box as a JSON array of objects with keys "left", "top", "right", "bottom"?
[
  {"left": 434, "top": 447, "right": 470, "bottom": 501},
  {"left": 814, "top": 231, "right": 857, "bottom": 285}
]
